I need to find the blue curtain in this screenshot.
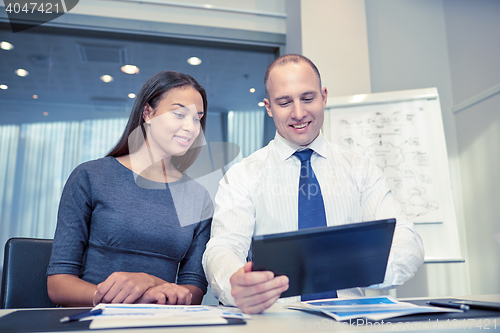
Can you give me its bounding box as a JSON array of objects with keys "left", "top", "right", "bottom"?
[
  {"left": 0, "top": 118, "right": 127, "bottom": 261},
  {"left": 227, "top": 110, "right": 265, "bottom": 167}
]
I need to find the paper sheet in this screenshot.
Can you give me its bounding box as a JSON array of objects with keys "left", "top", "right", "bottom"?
[
  {"left": 85, "top": 304, "right": 249, "bottom": 329},
  {"left": 288, "top": 296, "right": 462, "bottom": 321}
]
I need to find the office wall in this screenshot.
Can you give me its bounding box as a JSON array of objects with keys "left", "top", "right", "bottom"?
[
  {"left": 289, "top": 0, "right": 500, "bottom": 297},
  {"left": 315, "top": 0, "right": 499, "bottom": 297},
  {"left": 67, "top": 0, "right": 286, "bottom": 34},
  {"left": 364, "top": 0, "right": 500, "bottom": 297},
  {"left": 299, "top": 0, "right": 371, "bottom": 97},
  {"left": 455, "top": 94, "right": 500, "bottom": 296},
  {"left": 443, "top": 0, "right": 500, "bottom": 295},
  {"left": 364, "top": 0, "right": 470, "bottom": 297}
]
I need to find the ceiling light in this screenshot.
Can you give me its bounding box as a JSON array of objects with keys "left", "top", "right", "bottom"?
[
  {"left": 121, "top": 65, "right": 139, "bottom": 74},
  {"left": 203, "top": 4, "right": 213, "bottom": 9},
  {"left": 128, "top": 93, "right": 136, "bottom": 99},
  {"left": 1, "top": 41, "right": 14, "bottom": 50},
  {"left": 100, "top": 75, "right": 113, "bottom": 83},
  {"left": 249, "top": 88, "right": 256, "bottom": 93},
  {"left": 187, "top": 57, "right": 202, "bottom": 66},
  {"left": 258, "top": 102, "right": 265, "bottom": 107},
  {"left": 43, "top": 112, "right": 49, "bottom": 116},
  {"left": 15, "top": 68, "right": 29, "bottom": 77},
  {"left": 0, "top": 84, "right": 8, "bottom": 90},
  {"left": 33, "top": 95, "right": 38, "bottom": 99}
]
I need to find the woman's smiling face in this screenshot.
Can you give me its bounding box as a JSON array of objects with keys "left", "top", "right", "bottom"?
[{"left": 143, "top": 86, "right": 205, "bottom": 159}]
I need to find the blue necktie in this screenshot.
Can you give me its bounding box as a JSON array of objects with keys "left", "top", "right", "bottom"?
[
  {"left": 294, "top": 149, "right": 327, "bottom": 229},
  {"left": 294, "top": 149, "right": 338, "bottom": 301}
]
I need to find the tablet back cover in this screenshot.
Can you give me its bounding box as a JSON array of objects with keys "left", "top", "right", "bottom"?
[{"left": 251, "top": 219, "right": 396, "bottom": 297}]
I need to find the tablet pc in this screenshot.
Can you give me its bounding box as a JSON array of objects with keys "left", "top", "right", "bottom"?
[{"left": 251, "top": 218, "right": 396, "bottom": 298}]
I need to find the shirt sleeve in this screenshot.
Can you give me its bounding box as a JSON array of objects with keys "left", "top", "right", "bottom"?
[
  {"left": 359, "top": 157, "right": 425, "bottom": 289},
  {"left": 177, "top": 190, "right": 213, "bottom": 293},
  {"left": 47, "top": 166, "right": 92, "bottom": 277},
  {"left": 202, "top": 163, "right": 256, "bottom": 306},
  {"left": 177, "top": 218, "right": 211, "bottom": 292}
]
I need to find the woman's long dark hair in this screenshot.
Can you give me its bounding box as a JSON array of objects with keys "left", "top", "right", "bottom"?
[{"left": 107, "top": 71, "right": 208, "bottom": 172}]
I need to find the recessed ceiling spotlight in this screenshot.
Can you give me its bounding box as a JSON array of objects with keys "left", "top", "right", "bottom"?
[
  {"left": 33, "top": 94, "right": 38, "bottom": 99},
  {"left": 187, "top": 57, "right": 202, "bottom": 66},
  {"left": 249, "top": 88, "right": 256, "bottom": 93},
  {"left": 121, "top": 65, "right": 139, "bottom": 74},
  {"left": 0, "top": 84, "right": 8, "bottom": 90},
  {"left": 258, "top": 102, "right": 265, "bottom": 107},
  {"left": 100, "top": 75, "right": 114, "bottom": 83},
  {"left": 128, "top": 93, "right": 136, "bottom": 99},
  {"left": 43, "top": 112, "right": 49, "bottom": 116},
  {"left": 1, "top": 41, "right": 14, "bottom": 50},
  {"left": 203, "top": 4, "right": 213, "bottom": 8},
  {"left": 15, "top": 68, "right": 29, "bottom": 77}
]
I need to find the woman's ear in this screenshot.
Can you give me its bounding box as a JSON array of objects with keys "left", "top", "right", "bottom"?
[{"left": 143, "top": 104, "right": 153, "bottom": 124}]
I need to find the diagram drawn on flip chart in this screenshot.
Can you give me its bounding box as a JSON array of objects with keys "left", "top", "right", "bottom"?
[
  {"left": 331, "top": 98, "right": 442, "bottom": 224},
  {"left": 325, "top": 88, "right": 462, "bottom": 262}
]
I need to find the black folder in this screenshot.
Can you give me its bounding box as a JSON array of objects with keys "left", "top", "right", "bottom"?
[
  {"left": 377, "top": 298, "right": 500, "bottom": 323},
  {"left": 252, "top": 219, "right": 396, "bottom": 297},
  {"left": 0, "top": 308, "right": 245, "bottom": 333}
]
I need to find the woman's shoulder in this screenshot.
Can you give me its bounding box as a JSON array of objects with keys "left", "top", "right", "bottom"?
[
  {"left": 63, "top": 157, "right": 134, "bottom": 198},
  {"left": 68, "top": 156, "right": 121, "bottom": 182},
  {"left": 76, "top": 156, "right": 112, "bottom": 168},
  {"left": 73, "top": 156, "right": 117, "bottom": 173}
]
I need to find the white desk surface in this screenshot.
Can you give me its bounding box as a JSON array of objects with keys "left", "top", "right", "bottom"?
[{"left": 1, "top": 295, "right": 499, "bottom": 333}]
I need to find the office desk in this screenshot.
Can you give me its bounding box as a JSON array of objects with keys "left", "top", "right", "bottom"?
[{"left": 1, "top": 295, "right": 499, "bottom": 333}]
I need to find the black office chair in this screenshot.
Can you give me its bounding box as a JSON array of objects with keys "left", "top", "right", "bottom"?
[{"left": 1, "top": 237, "right": 56, "bottom": 308}]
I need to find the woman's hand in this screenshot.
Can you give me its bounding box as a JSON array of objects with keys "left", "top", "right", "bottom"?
[
  {"left": 135, "top": 282, "right": 192, "bottom": 305},
  {"left": 93, "top": 272, "right": 155, "bottom": 305}
]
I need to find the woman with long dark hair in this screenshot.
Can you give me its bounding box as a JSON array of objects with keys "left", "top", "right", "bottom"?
[{"left": 47, "top": 71, "right": 212, "bottom": 306}]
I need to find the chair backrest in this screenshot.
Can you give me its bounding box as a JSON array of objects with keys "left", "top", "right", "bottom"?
[{"left": 1, "top": 237, "right": 56, "bottom": 309}]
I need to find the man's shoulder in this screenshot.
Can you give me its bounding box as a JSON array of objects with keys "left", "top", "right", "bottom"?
[
  {"left": 323, "top": 139, "right": 367, "bottom": 162},
  {"left": 246, "top": 141, "right": 275, "bottom": 162},
  {"left": 229, "top": 141, "right": 276, "bottom": 170}
]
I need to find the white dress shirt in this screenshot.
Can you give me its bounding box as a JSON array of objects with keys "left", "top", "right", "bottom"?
[{"left": 202, "top": 132, "right": 424, "bottom": 306}]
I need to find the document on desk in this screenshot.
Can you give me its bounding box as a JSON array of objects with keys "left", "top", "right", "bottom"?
[
  {"left": 288, "top": 296, "right": 462, "bottom": 321},
  {"left": 86, "top": 304, "right": 249, "bottom": 329}
]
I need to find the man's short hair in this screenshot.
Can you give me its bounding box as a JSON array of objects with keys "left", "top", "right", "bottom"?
[{"left": 264, "top": 54, "right": 322, "bottom": 99}]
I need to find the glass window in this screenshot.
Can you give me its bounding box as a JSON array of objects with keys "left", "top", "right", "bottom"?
[{"left": 0, "top": 23, "right": 276, "bottom": 261}]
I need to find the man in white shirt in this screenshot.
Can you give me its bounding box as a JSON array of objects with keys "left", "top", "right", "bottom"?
[{"left": 202, "top": 54, "right": 424, "bottom": 314}]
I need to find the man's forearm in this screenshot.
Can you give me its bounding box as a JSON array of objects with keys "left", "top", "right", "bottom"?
[{"left": 203, "top": 246, "right": 246, "bottom": 305}]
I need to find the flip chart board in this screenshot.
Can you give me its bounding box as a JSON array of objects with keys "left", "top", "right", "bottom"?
[{"left": 325, "top": 88, "right": 462, "bottom": 262}]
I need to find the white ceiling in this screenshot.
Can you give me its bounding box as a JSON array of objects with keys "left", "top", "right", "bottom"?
[{"left": 0, "top": 24, "right": 277, "bottom": 125}]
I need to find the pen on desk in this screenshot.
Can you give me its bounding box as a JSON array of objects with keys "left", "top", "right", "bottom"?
[
  {"left": 427, "top": 301, "right": 470, "bottom": 311},
  {"left": 60, "top": 308, "right": 103, "bottom": 323}
]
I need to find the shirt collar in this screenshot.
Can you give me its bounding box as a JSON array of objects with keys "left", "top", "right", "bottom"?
[{"left": 273, "top": 131, "right": 328, "bottom": 161}]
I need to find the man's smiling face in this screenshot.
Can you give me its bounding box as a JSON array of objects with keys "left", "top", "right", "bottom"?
[{"left": 264, "top": 60, "right": 327, "bottom": 147}]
